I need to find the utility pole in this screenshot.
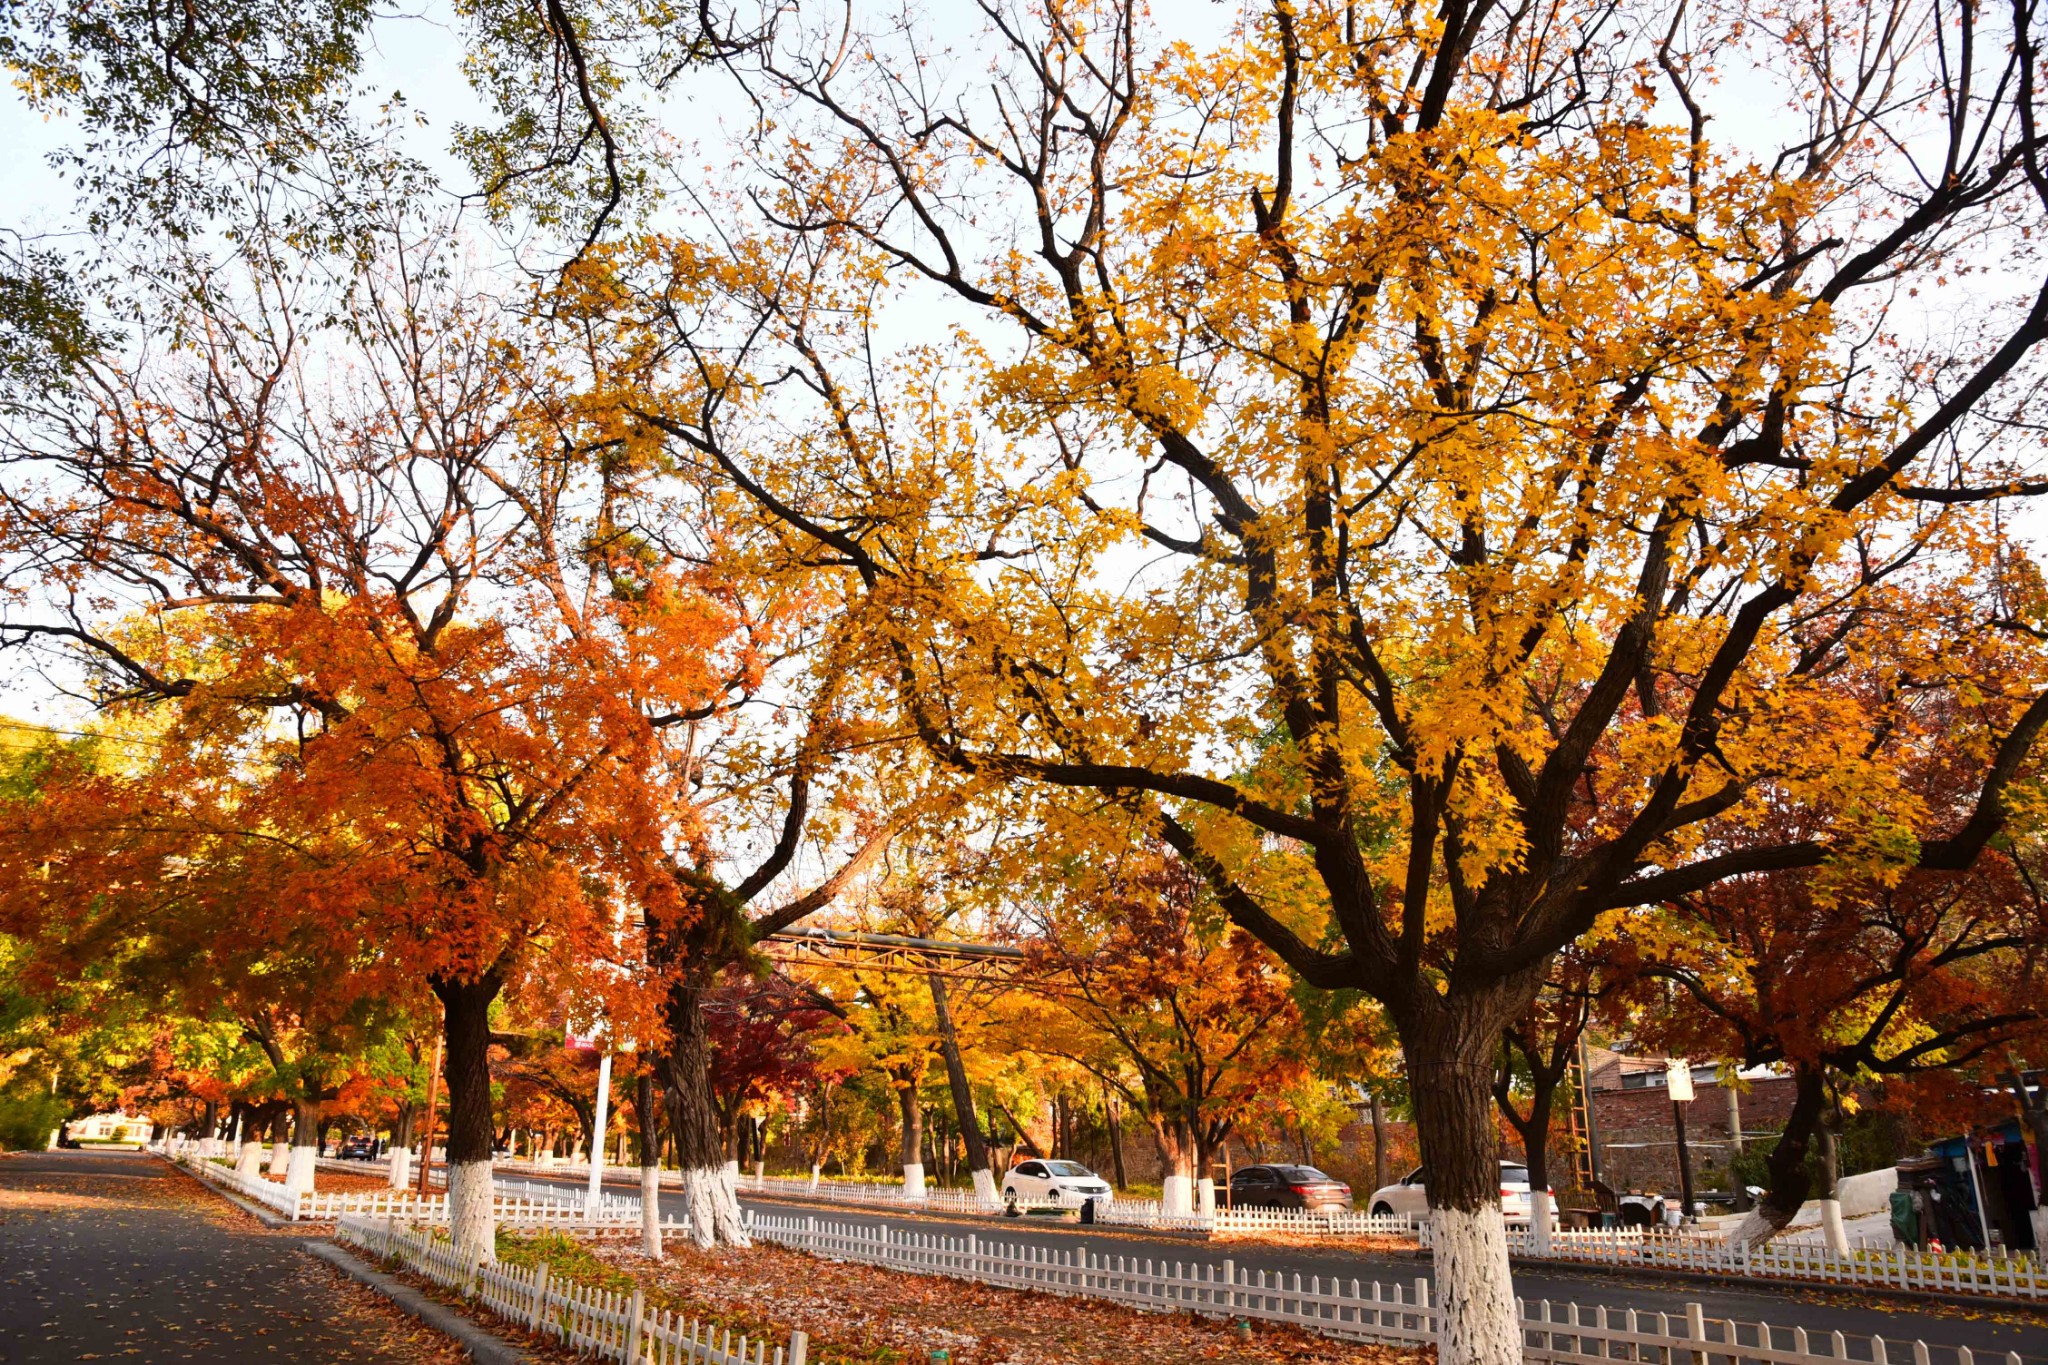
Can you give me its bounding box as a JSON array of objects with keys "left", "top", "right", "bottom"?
[
  {"left": 415, "top": 1034, "right": 443, "bottom": 1198},
  {"left": 1667, "top": 1058, "right": 1695, "bottom": 1223}
]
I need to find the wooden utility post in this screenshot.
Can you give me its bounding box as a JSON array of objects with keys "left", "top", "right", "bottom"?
[
  {"left": 1667, "top": 1058, "right": 1695, "bottom": 1224},
  {"left": 415, "top": 1034, "right": 443, "bottom": 1198}
]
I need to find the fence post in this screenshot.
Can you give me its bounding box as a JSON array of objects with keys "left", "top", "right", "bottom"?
[
  {"left": 625, "top": 1286, "right": 644, "bottom": 1362},
  {"left": 1222, "top": 1259, "right": 1235, "bottom": 1314},
  {"left": 1687, "top": 1302, "right": 1706, "bottom": 1365},
  {"left": 530, "top": 1263, "right": 551, "bottom": 1333},
  {"left": 789, "top": 1329, "right": 809, "bottom": 1365}
]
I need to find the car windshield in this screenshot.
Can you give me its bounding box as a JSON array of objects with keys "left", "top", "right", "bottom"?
[
  {"left": 1273, "top": 1166, "right": 1331, "bottom": 1183},
  {"left": 1500, "top": 1165, "right": 1530, "bottom": 1185},
  {"left": 1045, "top": 1161, "right": 1093, "bottom": 1177}
]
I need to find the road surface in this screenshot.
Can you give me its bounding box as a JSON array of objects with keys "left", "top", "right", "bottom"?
[
  {"left": 0, "top": 1148, "right": 469, "bottom": 1364},
  {"left": 494, "top": 1167, "right": 2048, "bottom": 1365}
]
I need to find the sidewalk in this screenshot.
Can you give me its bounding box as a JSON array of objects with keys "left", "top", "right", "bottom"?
[{"left": 0, "top": 1147, "right": 469, "bottom": 1363}]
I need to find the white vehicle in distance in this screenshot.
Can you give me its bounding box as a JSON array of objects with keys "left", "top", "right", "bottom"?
[
  {"left": 1002, "top": 1158, "right": 1114, "bottom": 1204},
  {"left": 1367, "top": 1160, "right": 1551, "bottom": 1222}
]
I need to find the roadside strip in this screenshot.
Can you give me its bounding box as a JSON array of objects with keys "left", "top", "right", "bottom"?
[{"left": 304, "top": 1239, "right": 538, "bottom": 1365}]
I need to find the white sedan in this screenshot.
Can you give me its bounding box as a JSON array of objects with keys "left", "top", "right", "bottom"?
[
  {"left": 1367, "top": 1160, "right": 1549, "bottom": 1221},
  {"left": 1002, "top": 1159, "right": 1114, "bottom": 1203}
]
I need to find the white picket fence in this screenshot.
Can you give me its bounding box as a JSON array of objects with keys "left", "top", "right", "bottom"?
[
  {"left": 337, "top": 1215, "right": 808, "bottom": 1365},
  {"left": 747, "top": 1211, "right": 2028, "bottom": 1365},
  {"left": 180, "top": 1153, "right": 594, "bottom": 1224},
  {"left": 1481, "top": 1224, "right": 2048, "bottom": 1303},
  {"left": 724, "top": 1170, "right": 1418, "bottom": 1238}
]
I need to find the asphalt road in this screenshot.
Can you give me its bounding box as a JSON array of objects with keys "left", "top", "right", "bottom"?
[
  {"left": 0, "top": 1149, "right": 467, "bottom": 1364},
  {"left": 496, "top": 1167, "right": 2048, "bottom": 1365}
]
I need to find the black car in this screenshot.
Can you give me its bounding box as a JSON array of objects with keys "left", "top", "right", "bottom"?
[
  {"left": 1227, "top": 1164, "right": 1353, "bottom": 1211},
  {"left": 337, "top": 1135, "right": 377, "bottom": 1160}
]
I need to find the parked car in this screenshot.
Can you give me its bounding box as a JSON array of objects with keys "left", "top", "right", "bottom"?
[
  {"left": 337, "top": 1135, "right": 377, "bottom": 1160},
  {"left": 1367, "top": 1160, "right": 1550, "bottom": 1221},
  {"left": 1002, "top": 1159, "right": 1114, "bottom": 1204},
  {"left": 1227, "top": 1164, "right": 1353, "bottom": 1212}
]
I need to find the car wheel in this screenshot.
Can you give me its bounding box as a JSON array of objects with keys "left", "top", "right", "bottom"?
[{"left": 1372, "top": 1202, "right": 1394, "bottom": 1218}]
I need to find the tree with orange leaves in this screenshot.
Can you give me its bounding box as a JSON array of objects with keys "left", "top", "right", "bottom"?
[
  {"left": 566, "top": 3, "right": 2048, "bottom": 1353},
  {"left": 1015, "top": 844, "right": 1307, "bottom": 1216},
  {"left": 0, "top": 202, "right": 766, "bottom": 1258}
]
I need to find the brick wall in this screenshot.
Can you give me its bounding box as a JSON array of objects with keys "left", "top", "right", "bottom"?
[{"left": 1590, "top": 1075, "right": 1797, "bottom": 1194}]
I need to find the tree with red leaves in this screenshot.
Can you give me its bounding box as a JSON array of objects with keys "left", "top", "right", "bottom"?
[{"left": 1614, "top": 843, "right": 2048, "bottom": 1246}]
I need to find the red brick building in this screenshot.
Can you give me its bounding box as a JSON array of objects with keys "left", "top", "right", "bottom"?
[{"left": 1584, "top": 1045, "right": 1797, "bottom": 1194}]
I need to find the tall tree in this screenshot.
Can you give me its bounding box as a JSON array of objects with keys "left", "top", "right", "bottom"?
[
  {"left": 1018, "top": 846, "right": 1307, "bottom": 1214},
  {"left": 0, "top": 212, "right": 750, "bottom": 1259},
  {"left": 578, "top": 4, "right": 2048, "bottom": 1355}
]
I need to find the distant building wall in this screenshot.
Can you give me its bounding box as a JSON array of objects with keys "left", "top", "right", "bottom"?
[{"left": 1588, "top": 1053, "right": 1797, "bottom": 1194}]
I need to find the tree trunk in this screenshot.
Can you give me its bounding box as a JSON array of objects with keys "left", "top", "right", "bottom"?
[
  {"left": 1518, "top": 1071, "right": 1559, "bottom": 1253},
  {"left": 1407, "top": 1019, "right": 1518, "bottom": 1365},
  {"left": 234, "top": 1104, "right": 266, "bottom": 1180},
  {"left": 268, "top": 1107, "right": 291, "bottom": 1177},
  {"left": 638, "top": 1069, "right": 664, "bottom": 1258},
  {"left": 929, "top": 971, "right": 996, "bottom": 1204},
  {"left": 896, "top": 1068, "right": 926, "bottom": 1199},
  {"left": 659, "top": 970, "right": 750, "bottom": 1248},
  {"left": 1816, "top": 1122, "right": 1849, "bottom": 1254},
  {"left": 1104, "top": 1088, "right": 1128, "bottom": 1192},
  {"left": 1370, "top": 1093, "right": 1388, "bottom": 1196},
  {"left": 388, "top": 1102, "right": 416, "bottom": 1190},
  {"left": 287, "top": 1097, "right": 322, "bottom": 1197},
  {"left": 1152, "top": 1118, "right": 1194, "bottom": 1215},
  {"left": 432, "top": 972, "right": 502, "bottom": 1264},
  {"left": 1727, "top": 1063, "right": 1826, "bottom": 1249}
]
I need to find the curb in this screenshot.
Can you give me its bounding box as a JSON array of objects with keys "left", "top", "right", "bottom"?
[
  {"left": 160, "top": 1156, "right": 297, "bottom": 1229},
  {"left": 303, "top": 1240, "right": 538, "bottom": 1365}
]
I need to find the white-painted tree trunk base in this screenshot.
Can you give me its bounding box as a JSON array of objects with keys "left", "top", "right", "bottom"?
[
  {"left": 268, "top": 1142, "right": 290, "bottom": 1176},
  {"left": 1432, "top": 1205, "right": 1520, "bottom": 1365},
  {"left": 387, "top": 1146, "right": 412, "bottom": 1190},
  {"left": 197, "top": 1136, "right": 216, "bottom": 1159},
  {"left": 538, "top": 1150, "right": 555, "bottom": 1168},
  {"left": 1726, "top": 1204, "right": 1794, "bottom": 1249},
  {"left": 755, "top": 1160, "right": 765, "bottom": 1183},
  {"left": 285, "top": 1145, "right": 317, "bottom": 1196},
  {"left": 640, "top": 1166, "right": 664, "bottom": 1259},
  {"left": 1162, "top": 1174, "right": 1194, "bottom": 1216},
  {"left": 902, "top": 1162, "right": 927, "bottom": 1200},
  {"left": 808, "top": 1163, "right": 821, "bottom": 1191},
  {"left": 1819, "top": 1198, "right": 1850, "bottom": 1255},
  {"left": 971, "top": 1168, "right": 999, "bottom": 1208},
  {"left": 1197, "top": 1177, "right": 1217, "bottom": 1217},
  {"left": 447, "top": 1160, "right": 496, "bottom": 1264},
  {"left": 680, "top": 1164, "right": 751, "bottom": 1248},
  {"left": 236, "top": 1141, "right": 265, "bottom": 1181},
  {"left": 1529, "top": 1189, "right": 1555, "bottom": 1255}
]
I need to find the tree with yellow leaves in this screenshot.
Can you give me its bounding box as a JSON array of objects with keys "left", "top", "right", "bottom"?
[{"left": 570, "top": 2, "right": 2048, "bottom": 1357}]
